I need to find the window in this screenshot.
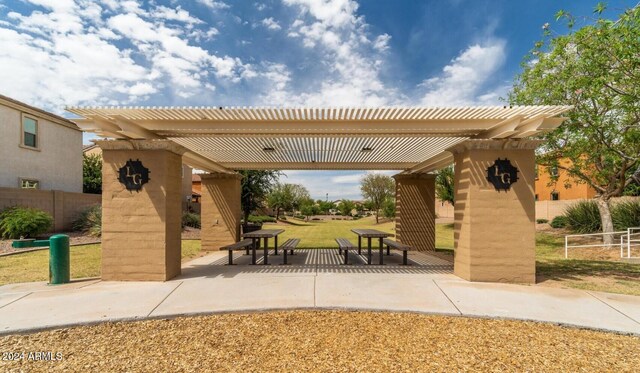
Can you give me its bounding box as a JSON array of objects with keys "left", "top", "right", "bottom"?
[
  {"left": 22, "top": 115, "right": 38, "bottom": 148},
  {"left": 534, "top": 164, "right": 539, "bottom": 180},
  {"left": 551, "top": 191, "right": 559, "bottom": 201},
  {"left": 550, "top": 165, "right": 559, "bottom": 178},
  {"left": 535, "top": 194, "right": 539, "bottom": 201},
  {"left": 21, "top": 179, "right": 39, "bottom": 189}
]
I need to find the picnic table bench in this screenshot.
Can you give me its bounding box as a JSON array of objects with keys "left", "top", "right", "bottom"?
[
  {"left": 382, "top": 238, "right": 411, "bottom": 265},
  {"left": 335, "top": 238, "right": 355, "bottom": 264},
  {"left": 220, "top": 239, "right": 254, "bottom": 265},
  {"left": 280, "top": 238, "right": 300, "bottom": 265}
]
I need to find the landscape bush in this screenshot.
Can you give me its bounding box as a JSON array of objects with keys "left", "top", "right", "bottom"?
[
  {"left": 247, "top": 215, "right": 276, "bottom": 224},
  {"left": 536, "top": 218, "right": 549, "bottom": 224},
  {"left": 72, "top": 205, "right": 102, "bottom": 237},
  {"left": 0, "top": 206, "right": 53, "bottom": 239},
  {"left": 550, "top": 215, "right": 568, "bottom": 229},
  {"left": 611, "top": 199, "right": 640, "bottom": 230},
  {"left": 182, "top": 212, "right": 201, "bottom": 229},
  {"left": 563, "top": 200, "right": 601, "bottom": 233}
]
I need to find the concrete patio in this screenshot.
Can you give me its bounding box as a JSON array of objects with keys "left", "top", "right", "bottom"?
[{"left": 1, "top": 249, "right": 639, "bottom": 336}]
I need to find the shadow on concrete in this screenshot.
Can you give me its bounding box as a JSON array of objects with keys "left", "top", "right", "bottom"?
[{"left": 175, "top": 249, "right": 454, "bottom": 280}]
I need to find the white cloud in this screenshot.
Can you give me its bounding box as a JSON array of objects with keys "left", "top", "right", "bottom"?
[
  {"left": 419, "top": 40, "right": 507, "bottom": 106},
  {"left": 152, "top": 6, "right": 203, "bottom": 24},
  {"left": 268, "top": 0, "right": 400, "bottom": 106},
  {"left": 261, "top": 17, "right": 281, "bottom": 30},
  {"left": 196, "top": 0, "right": 230, "bottom": 10}
]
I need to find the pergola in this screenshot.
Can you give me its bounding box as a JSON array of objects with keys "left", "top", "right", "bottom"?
[{"left": 68, "top": 105, "right": 572, "bottom": 283}]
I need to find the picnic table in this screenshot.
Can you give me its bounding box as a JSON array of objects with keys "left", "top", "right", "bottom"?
[
  {"left": 351, "top": 229, "right": 393, "bottom": 265},
  {"left": 242, "top": 229, "right": 285, "bottom": 265}
]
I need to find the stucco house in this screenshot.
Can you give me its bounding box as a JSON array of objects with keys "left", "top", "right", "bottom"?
[{"left": 0, "top": 94, "right": 82, "bottom": 193}]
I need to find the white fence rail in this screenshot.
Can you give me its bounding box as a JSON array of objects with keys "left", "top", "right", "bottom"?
[{"left": 564, "top": 228, "right": 640, "bottom": 259}]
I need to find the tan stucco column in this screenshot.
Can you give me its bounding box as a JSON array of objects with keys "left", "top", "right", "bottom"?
[
  {"left": 449, "top": 139, "right": 539, "bottom": 283},
  {"left": 98, "top": 140, "right": 185, "bottom": 281},
  {"left": 200, "top": 173, "right": 242, "bottom": 250},
  {"left": 393, "top": 173, "right": 436, "bottom": 252}
]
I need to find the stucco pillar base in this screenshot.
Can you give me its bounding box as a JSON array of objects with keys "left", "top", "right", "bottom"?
[
  {"left": 449, "top": 139, "right": 538, "bottom": 284},
  {"left": 200, "top": 173, "right": 242, "bottom": 251},
  {"left": 98, "top": 140, "right": 185, "bottom": 281},
  {"left": 393, "top": 173, "right": 436, "bottom": 252}
]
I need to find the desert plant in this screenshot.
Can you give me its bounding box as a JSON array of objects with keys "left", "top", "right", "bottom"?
[
  {"left": 550, "top": 215, "right": 568, "bottom": 229},
  {"left": 0, "top": 206, "right": 53, "bottom": 239},
  {"left": 612, "top": 199, "right": 640, "bottom": 230},
  {"left": 536, "top": 219, "right": 549, "bottom": 224},
  {"left": 181, "top": 212, "right": 201, "bottom": 229},
  {"left": 72, "top": 205, "right": 102, "bottom": 237},
  {"left": 563, "top": 200, "right": 601, "bottom": 233}
]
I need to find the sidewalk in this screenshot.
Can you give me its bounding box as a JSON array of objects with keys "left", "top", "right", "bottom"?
[{"left": 1, "top": 251, "right": 639, "bottom": 335}]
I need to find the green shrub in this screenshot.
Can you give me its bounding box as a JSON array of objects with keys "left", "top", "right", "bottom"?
[
  {"left": 612, "top": 199, "right": 640, "bottom": 230},
  {"left": 182, "top": 212, "right": 201, "bottom": 229},
  {"left": 72, "top": 205, "right": 102, "bottom": 237},
  {"left": 0, "top": 206, "right": 53, "bottom": 239},
  {"left": 563, "top": 200, "right": 601, "bottom": 233},
  {"left": 536, "top": 218, "right": 549, "bottom": 224},
  {"left": 550, "top": 215, "right": 568, "bottom": 229},
  {"left": 247, "top": 215, "right": 276, "bottom": 224}
]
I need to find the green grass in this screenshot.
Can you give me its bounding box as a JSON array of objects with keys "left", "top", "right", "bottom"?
[
  {"left": 263, "top": 216, "right": 455, "bottom": 249},
  {"left": 0, "top": 240, "right": 202, "bottom": 286},
  {"left": 535, "top": 232, "right": 640, "bottom": 295}
]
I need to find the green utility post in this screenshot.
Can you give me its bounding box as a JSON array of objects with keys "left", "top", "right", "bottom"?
[
  {"left": 11, "top": 234, "right": 70, "bottom": 285},
  {"left": 49, "top": 234, "right": 70, "bottom": 284}
]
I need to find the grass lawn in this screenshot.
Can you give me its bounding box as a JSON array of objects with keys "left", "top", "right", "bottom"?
[
  {"left": 535, "top": 232, "right": 640, "bottom": 296},
  {"left": 0, "top": 240, "right": 202, "bottom": 286},
  {"left": 262, "top": 216, "right": 454, "bottom": 249}
]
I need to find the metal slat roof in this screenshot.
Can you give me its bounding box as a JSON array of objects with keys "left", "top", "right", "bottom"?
[{"left": 66, "top": 105, "right": 572, "bottom": 172}]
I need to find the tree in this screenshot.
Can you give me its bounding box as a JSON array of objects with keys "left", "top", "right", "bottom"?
[
  {"left": 435, "top": 166, "right": 454, "bottom": 205},
  {"left": 382, "top": 198, "right": 395, "bottom": 219},
  {"left": 317, "top": 200, "right": 334, "bottom": 215},
  {"left": 337, "top": 199, "right": 356, "bottom": 217},
  {"left": 83, "top": 154, "right": 102, "bottom": 194},
  {"left": 267, "top": 183, "right": 311, "bottom": 218},
  {"left": 239, "top": 170, "right": 280, "bottom": 224},
  {"left": 509, "top": 5, "right": 640, "bottom": 243},
  {"left": 360, "top": 173, "right": 395, "bottom": 223}
]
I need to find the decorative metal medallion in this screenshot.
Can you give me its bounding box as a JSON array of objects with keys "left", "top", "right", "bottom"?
[
  {"left": 118, "top": 159, "right": 150, "bottom": 191},
  {"left": 486, "top": 158, "right": 518, "bottom": 191}
]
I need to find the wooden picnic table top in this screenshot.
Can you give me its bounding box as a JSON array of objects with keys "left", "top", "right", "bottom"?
[
  {"left": 351, "top": 229, "right": 393, "bottom": 238},
  {"left": 242, "top": 229, "right": 285, "bottom": 238}
]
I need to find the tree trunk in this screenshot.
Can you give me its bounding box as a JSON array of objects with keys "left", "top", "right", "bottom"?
[
  {"left": 595, "top": 197, "right": 615, "bottom": 246},
  {"left": 275, "top": 207, "right": 280, "bottom": 220},
  {"left": 375, "top": 209, "right": 379, "bottom": 224}
]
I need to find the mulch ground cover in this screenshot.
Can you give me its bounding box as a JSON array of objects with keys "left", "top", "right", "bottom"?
[{"left": 1, "top": 310, "right": 638, "bottom": 372}]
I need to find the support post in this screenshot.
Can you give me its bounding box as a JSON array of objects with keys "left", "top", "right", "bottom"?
[
  {"left": 449, "top": 139, "right": 538, "bottom": 284},
  {"left": 99, "top": 140, "right": 184, "bottom": 281},
  {"left": 200, "top": 173, "right": 242, "bottom": 250},
  {"left": 393, "top": 173, "right": 436, "bottom": 252}
]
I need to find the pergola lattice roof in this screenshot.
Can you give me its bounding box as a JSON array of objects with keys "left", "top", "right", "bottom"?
[{"left": 67, "top": 105, "right": 572, "bottom": 173}]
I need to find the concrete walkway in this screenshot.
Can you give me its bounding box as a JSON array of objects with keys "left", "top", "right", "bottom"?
[{"left": 1, "top": 250, "right": 639, "bottom": 336}]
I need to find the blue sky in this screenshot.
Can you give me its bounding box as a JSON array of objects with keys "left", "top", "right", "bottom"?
[{"left": 0, "top": 0, "right": 635, "bottom": 200}]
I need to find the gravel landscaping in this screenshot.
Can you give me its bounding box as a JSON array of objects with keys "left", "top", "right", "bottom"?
[{"left": 1, "top": 311, "right": 638, "bottom": 372}]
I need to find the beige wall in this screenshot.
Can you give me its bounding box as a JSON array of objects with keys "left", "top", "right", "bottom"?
[
  {"left": 535, "top": 196, "right": 640, "bottom": 221},
  {"left": 451, "top": 140, "right": 537, "bottom": 284},
  {"left": 100, "top": 140, "right": 183, "bottom": 281},
  {"left": 0, "top": 101, "right": 82, "bottom": 193},
  {"left": 0, "top": 187, "right": 100, "bottom": 231}
]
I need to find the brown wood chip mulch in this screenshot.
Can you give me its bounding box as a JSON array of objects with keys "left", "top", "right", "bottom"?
[{"left": 1, "top": 311, "right": 638, "bottom": 372}]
